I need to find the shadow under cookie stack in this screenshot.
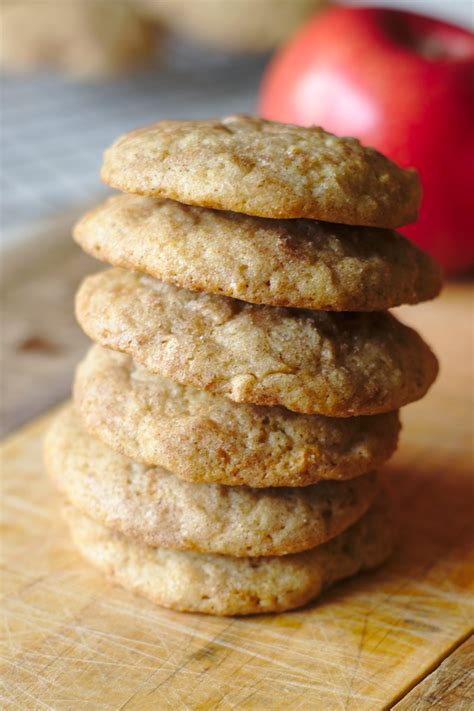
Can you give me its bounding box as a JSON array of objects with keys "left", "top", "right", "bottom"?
[{"left": 46, "top": 116, "right": 441, "bottom": 616}]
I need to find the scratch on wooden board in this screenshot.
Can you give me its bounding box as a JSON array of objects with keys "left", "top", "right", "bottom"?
[
  {"left": 42, "top": 580, "right": 464, "bottom": 666},
  {"left": 2, "top": 493, "right": 51, "bottom": 519},
  {"left": 2, "top": 602, "right": 391, "bottom": 704},
  {"left": 344, "top": 611, "right": 369, "bottom": 710},
  {"left": 1, "top": 678, "right": 58, "bottom": 711},
  {"left": 4, "top": 610, "right": 245, "bottom": 690},
  {"left": 1, "top": 655, "right": 77, "bottom": 701},
  {"left": 3, "top": 564, "right": 471, "bottom": 700},
  {"left": 10, "top": 651, "right": 160, "bottom": 672}
]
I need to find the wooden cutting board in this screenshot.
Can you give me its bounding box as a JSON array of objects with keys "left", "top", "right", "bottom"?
[{"left": 1, "top": 284, "right": 473, "bottom": 710}]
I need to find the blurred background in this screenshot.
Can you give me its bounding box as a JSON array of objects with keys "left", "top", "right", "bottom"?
[{"left": 1, "top": 0, "right": 473, "bottom": 433}]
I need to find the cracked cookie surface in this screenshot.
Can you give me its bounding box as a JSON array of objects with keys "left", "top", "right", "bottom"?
[
  {"left": 46, "top": 406, "right": 378, "bottom": 557},
  {"left": 74, "top": 194, "right": 441, "bottom": 311},
  {"left": 74, "top": 345, "right": 400, "bottom": 486},
  {"left": 63, "top": 491, "right": 395, "bottom": 615},
  {"left": 101, "top": 115, "right": 420, "bottom": 228},
  {"left": 76, "top": 268, "right": 439, "bottom": 416}
]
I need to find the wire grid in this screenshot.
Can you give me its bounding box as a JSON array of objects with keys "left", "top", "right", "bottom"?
[{"left": 0, "top": 45, "right": 267, "bottom": 238}]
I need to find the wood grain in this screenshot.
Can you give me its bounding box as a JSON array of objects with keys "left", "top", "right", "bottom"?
[
  {"left": 1, "top": 282, "right": 473, "bottom": 709},
  {"left": 1, "top": 212, "right": 99, "bottom": 435},
  {"left": 394, "top": 635, "right": 474, "bottom": 710}
]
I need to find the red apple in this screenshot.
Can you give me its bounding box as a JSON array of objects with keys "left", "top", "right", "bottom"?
[{"left": 259, "top": 6, "right": 474, "bottom": 274}]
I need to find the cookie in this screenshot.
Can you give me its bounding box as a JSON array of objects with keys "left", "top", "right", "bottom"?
[
  {"left": 74, "top": 194, "right": 441, "bottom": 311},
  {"left": 63, "top": 491, "right": 395, "bottom": 615},
  {"left": 76, "top": 269, "right": 439, "bottom": 416},
  {"left": 74, "top": 345, "right": 400, "bottom": 487},
  {"left": 0, "top": 0, "right": 156, "bottom": 79},
  {"left": 46, "top": 406, "right": 378, "bottom": 557},
  {"left": 100, "top": 115, "right": 420, "bottom": 228}
]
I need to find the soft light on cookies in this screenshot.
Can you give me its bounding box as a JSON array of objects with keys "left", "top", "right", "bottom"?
[
  {"left": 73, "top": 344, "right": 401, "bottom": 487},
  {"left": 74, "top": 194, "right": 441, "bottom": 311},
  {"left": 46, "top": 115, "right": 440, "bottom": 615}
]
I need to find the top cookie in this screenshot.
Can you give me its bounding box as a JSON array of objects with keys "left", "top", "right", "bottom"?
[
  {"left": 74, "top": 194, "right": 441, "bottom": 311},
  {"left": 101, "top": 115, "right": 421, "bottom": 228}
]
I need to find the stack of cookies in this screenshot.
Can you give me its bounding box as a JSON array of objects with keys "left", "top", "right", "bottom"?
[{"left": 46, "top": 116, "right": 441, "bottom": 616}]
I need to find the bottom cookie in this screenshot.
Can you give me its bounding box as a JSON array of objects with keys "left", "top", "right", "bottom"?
[{"left": 63, "top": 492, "right": 395, "bottom": 616}]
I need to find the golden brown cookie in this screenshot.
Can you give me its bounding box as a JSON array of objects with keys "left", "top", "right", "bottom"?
[
  {"left": 76, "top": 269, "right": 439, "bottom": 416},
  {"left": 74, "top": 194, "right": 441, "bottom": 311},
  {"left": 63, "top": 491, "right": 395, "bottom": 615},
  {"left": 46, "top": 406, "right": 378, "bottom": 557},
  {"left": 101, "top": 115, "right": 420, "bottom": 228},
  {"left": 74, "top": 345, "right": 400, "bottom": 486}
]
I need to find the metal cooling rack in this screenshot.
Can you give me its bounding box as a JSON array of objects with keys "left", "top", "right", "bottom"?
[{"left": 1, "top": 44, "right": 267, "bottom": 240}]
